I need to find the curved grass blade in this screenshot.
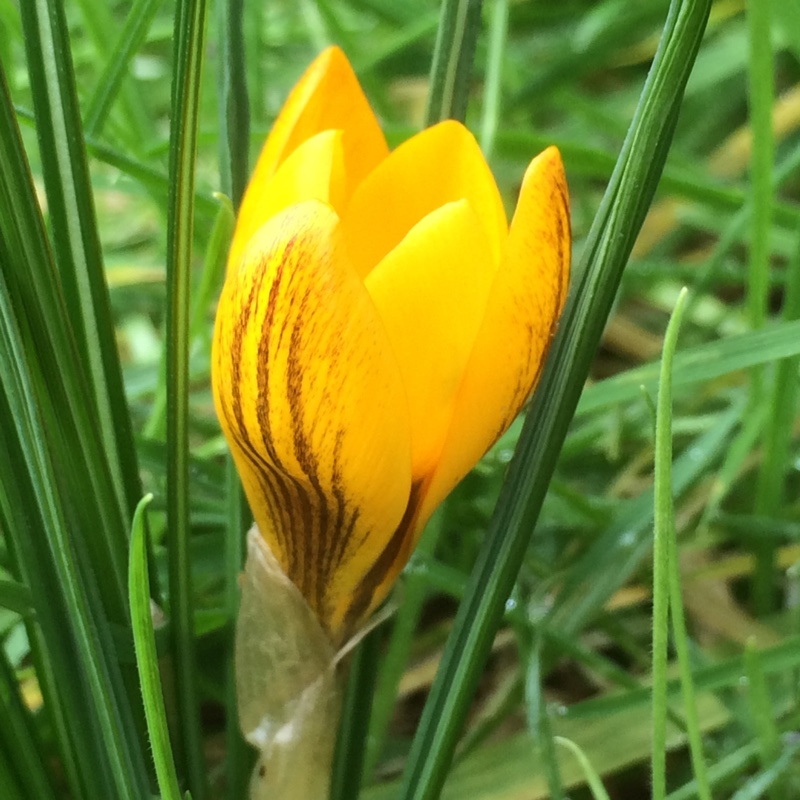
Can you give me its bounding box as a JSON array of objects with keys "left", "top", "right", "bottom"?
[
  {"left": 165, "top": 0, "right": 210, "bottom": 796},
  {"left": 397, "top": 1, "right": 712, "bottom": 797},
  {"left": 129, "top": 495, "right": 184, "bottom": 800}
]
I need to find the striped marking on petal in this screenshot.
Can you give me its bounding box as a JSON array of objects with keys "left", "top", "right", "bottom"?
[{"left": 212, "top": 200, "right": 413, "bottom": 642}]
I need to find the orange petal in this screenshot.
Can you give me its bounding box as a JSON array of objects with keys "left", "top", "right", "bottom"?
[
  {"left": 343, "top": 120, "right": 508, "bottom": 278},
  {"left": 212, "top": 200, "right": 412, "bottom": 643},
  {"left": 230, "top": 46, "right": 388, "bottom": 273},
  {"left": 416, "top": 147, "right": 570, "bottom": 527},
  {"left": 365, "top": 199, "right": 496, "bottom": 481}
]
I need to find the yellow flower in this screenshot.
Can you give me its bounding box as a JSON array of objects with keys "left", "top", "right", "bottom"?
[{"left": 212, "top": 46, "right": 570, "bottom": 645}]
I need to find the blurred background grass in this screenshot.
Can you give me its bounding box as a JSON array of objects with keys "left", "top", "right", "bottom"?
[{"left": 2, "top": 0, "right": 800, "bottom": 798}]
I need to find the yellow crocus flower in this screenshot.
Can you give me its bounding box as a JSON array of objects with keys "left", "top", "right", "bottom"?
[{"left": 212, "top": 46, "right": 570, "bottom": 646}]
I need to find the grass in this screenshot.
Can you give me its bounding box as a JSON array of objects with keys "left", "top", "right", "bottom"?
[{"left": 2, "top": 0, "right": 800, "bottom": 798}]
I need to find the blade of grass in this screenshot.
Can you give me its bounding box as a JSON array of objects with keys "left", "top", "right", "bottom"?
[
  {"left": 365, "top": 509, "right": 447, "bottom": 776},
  {"left": 130, "top": 495, "right": 184, "bottom": 800},
  {"left": 19, "top": 0, "right": 142, "bottom": 545},
  {"left": 652, "top": 289, "right": 689, "bottom": 800},
  {"left": 576, "top": 319, "right": 800, "bottom": 417},
  {"left": 0, "top": 266, "right": 149, "bottom": 799},
  {"left": 743, "top": 640, "right": 785, "bottom": 800},
  {"left": 83, "top": 0, "right": 163, "bottom": 140},
  {"left": 72, "top": 0, "right": 152, "bottom": 147},
  {"left": 479, "top": 0, "right": 508, "bottom": 159},
  {"left": 553, "top": 737, "right": 611, "bottom": 800},
  {"left": 425, "top": 0, "right": 483, "bottom": 124},
  {"left": 329, "top": 629, "right": 383, "bottom": 800},
  {"left": 397, "top": 2, "right": 712, "bottom": 796},
  {"left": 747, "top": 0, "right": 776, "bottom": 614},
  {"left": 0, "top": 650, "right": 58, "bottom": 800},
  {"left": 165, "top": 0, "right": 209, "bottom": 796}
]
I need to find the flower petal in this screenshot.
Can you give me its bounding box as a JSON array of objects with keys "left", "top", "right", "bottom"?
[
  {"left": 365, "top": 199, "right": 496, "bottom": 482},
  {"left": 212, "top": 200, "right": 412, "bottom": 643},
  {"left": 416, "top": 147, "right": 570, "bottom": 526},
  {"left": 251, "top": 130, "right": 348, "bottom": 226},
  {"left": 230, "top": 46, "right": 388, "bottom": 273},
  {"left": 343, "top": 120, "right": 508, "bottom": 278}
]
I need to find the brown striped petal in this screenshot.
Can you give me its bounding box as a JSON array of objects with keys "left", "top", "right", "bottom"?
[{"left": 212, "top": 200, "right": 413, "bottom": 643}]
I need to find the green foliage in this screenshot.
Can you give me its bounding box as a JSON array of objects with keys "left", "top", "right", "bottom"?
[{"left": 1, "top": 0, "right": 800, "bottom": 798}]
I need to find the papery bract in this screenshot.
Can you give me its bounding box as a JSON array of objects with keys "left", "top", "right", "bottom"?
[{"left": 212, "top": 46, "right": 571, "bottom": 645}]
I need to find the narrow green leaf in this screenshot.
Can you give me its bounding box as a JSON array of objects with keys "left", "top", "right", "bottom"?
[
  {"left": 165, "top": 0, "right": 210, "bottom": 796},
  {"left": 426, "top": 0, "right": 483, "bottom": 124},
  {"left": 577, "top": 319, "right": 800, "bottom": 418},
  {"left": 329, "top": 630, "right": 382, "bottom": 800},
  {"left": 553, "top": 738, "right": 611, "bottom": 800},
  {"left": 0, "top": 579, "right": 33, "bottom": 617},
  {"left": 0, "top": 650, "right": 58, "bottom": 800},
  {"left": 84, "top": 0, "right": 163, "bottom": 140},
  {"left": 479, "top": 0, "right": 508, "bottom": 158},
  {"left": 398, "top": 2, "right": 712, "bottom": 796},
  {"left": 747, "top": 0, "right": 776, "bottom": 613},
  {"left": 652, "top": 288, "right": 688, "bottom": 800},
  {"left": 0, "top": 265, "right": 149, "bottom": 799},
  {"left": 19, "top": 0, "right": 143, "bottom": 552},
  {"left": 743, "top": 640, "right": 785, "bottom": 800},
  {"left": 130, "top": 495, "right": 184, "bottom": 800}
]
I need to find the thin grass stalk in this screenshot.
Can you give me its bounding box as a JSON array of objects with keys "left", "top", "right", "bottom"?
[
  {"left": 129, "top": 496, "right": 185, "bottom": 800},
  {"left": 425, "top": 0, "right": 483, "bottom": 125},
  {"left": 84, "top": 0, "right": 162, "bottom": 139},
  {"left": 479, "top": 0, "right": 508, "bottom": 159},
  {"left": 397, "top": 2, "right": 712, "bottom": 797},
  {"left": 329, "top": 629, "right": 382, "bottom": 800},
  {"left": 364, "top": 510, "right": 447, "bottom": 777},
  {"left": 72, "top": 0, "right": 151, "bottom": 147},
  {"left": 747, "top": 0, "right": 776, "bottom": 613},
  {"left": 165, "top": 0, "right": 209, "bottom": 796},
  {"left": 652, "top": 289, "right": 688, "bottom": 800}
]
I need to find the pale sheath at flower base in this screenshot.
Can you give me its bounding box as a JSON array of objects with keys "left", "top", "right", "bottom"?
[{"left": 213, "top": 45, "right": 571, "bottom": 648}]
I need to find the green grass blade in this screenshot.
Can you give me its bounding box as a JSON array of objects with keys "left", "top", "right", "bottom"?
[
  {"left": 0, "top": 578, "right": 33, "bottom": 617},
  {"left": 330, "top": 630, "right": 382, "bottom": 800},
  {"left": 553, "top": 737, "right": 611, "bottom": 800},
  {"left": 747, "top": 0, "right": 776, "bottom": 614},
  {"left": 577, "top": 319, "right": 800, "bottom": 418},
  {"left": 397, "top": 4, "right": 712, "bottom": 797},
  {"left": 425, "top": 0, "right": 483, "bottom": 124},
  {"left": 652, "top": 289, "right": 688, "bottom": 800},
  {"left": 129, "top": 495, "right": 184, "bottom": 800},
  {"left": 479, "top": 0, "right": 508, "bottom": 158},
  {"left": 165, "top": 0, "right": 210, "bottom": 796},
  {"left": 216, "top": 0, "right": 250, "bottom": 206},
  {"left": 743, "top": 641, "right": 785, "bottom": 800},
  {"left": 19, "top": 0, "right": 142, "bottom": 545},
  {"left": 83, "top": 0, "right": 163, "bottom": 140},
  {"left": 72, "top": 0, "right": 152, "bottom": 147},
  {"left": 0, "top": 651, "right": 58, "bottom": 800},
  {"left": 0, "top": 268, "right": 149, "bottom": 799}
]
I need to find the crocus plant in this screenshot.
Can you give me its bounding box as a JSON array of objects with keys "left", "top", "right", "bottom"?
[{"left": 211, "top": 46, "right": 570, "bottom": 797}]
